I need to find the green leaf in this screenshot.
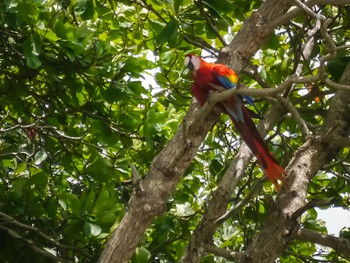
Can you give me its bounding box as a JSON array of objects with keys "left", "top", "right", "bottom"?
[
  {"left": 263, "top": 34, "right": 280, "bottom": 50},
  {"left": 93, "top": 186, "right": 113, "bottom": 214},
  {"left": 127, "top": 81, "right": 147, "bottom": 95},
  {"left": 156, "top": 19, "right": 179, "bottom": 46},
  {"left": 59, "top": 193, "right": 81, "bottom": 215},
  {"left": 75, "top": 0, "right": 95, "bottom": 20},
  {"left": 45, "top": 197, "right": 58, "bottom": 219},
  {"left": 81, "top": 191, "right": 96, "bottom": 212},
  {"left": 26, "top": 171, "right": 48, "bottom": 188},
  {"left": 174, "top": 0, "right": 183, "bottom": 13},
  {"left": 103, "top": 84, "right": 124, "bottom": 103},
  {"left": 22, "top": 34, "right": 42, "bottom": 69},
  {"left": 34, "top": 149, "right": 48, "bottom": 165},
  {"left": 97, "top": 211, "right": 117, "bottom": 224},
  {"left": 84, "top": 222, "right": 102, "bottom": 237},
  {"left": 10, "top": 178, "right": 28, "bottom": 200},
  {"left": 340, "top": 227, "right": 350, "bottom": 239},
  {"left": 86, "top": 157, "right": 114, "bottom": 183},
  {"left": 131, "top": 247, "right": 151, "bottom": 263},
  {"left": 203, "top": 0, "right": 234, "bottom": 12}
]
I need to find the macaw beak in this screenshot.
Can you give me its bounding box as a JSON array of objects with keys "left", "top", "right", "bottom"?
[
  {"left": 184, "top": 56, "right": 195, "bottom": 71},
  {"left": 187, "top": 60, "right": 194, "bottom": 71}
]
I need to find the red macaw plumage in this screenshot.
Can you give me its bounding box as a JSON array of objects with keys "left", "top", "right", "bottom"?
[{"left": 184, "top": 54, "right": 285, "bottom": 190}]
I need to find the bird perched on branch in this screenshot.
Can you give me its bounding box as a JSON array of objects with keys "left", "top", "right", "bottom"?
[{"left": 184, "top": 54, "right": 285, "bottom": 190}]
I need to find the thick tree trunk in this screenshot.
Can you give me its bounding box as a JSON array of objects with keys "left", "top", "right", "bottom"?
[
  {"left": 98, "top": 0, "right": 350, "bottom": 261},
  {"left": 181, "top": 0, "right": 293, "bottom": 261},
  {"left": 238, "top": 64, "right": 350, "bottom": 263},
  {"left": 98, "top": 102, "right": 220, "bottom": 262},
  {"left": 180, "top": 102, "right": 286, "bottom": 263},
  {"left": 99, "top": 0, "right": 294, "bottom": 260}
]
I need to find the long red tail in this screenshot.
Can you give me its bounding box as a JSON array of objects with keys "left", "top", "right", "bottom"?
[{"left": 225, "top": 101, "right": 285, "bottom": 190}]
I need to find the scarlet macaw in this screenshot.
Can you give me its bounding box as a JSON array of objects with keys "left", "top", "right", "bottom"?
[{"left": 184, "top": 54, "right": 285, "bottom": 189}]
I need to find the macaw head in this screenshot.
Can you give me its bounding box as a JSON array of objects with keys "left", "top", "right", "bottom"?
[{"left": 184, "top": 54, "right": 201, "bottom": 71}]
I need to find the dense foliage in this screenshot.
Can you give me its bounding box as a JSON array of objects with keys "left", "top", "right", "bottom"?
[{"left": 0, "top": 0, "right": 349, "bottom": 262}]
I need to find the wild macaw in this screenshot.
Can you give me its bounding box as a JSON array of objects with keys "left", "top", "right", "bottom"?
[{"left": 184, "top": 54, "right": 285, "bottom": 189}]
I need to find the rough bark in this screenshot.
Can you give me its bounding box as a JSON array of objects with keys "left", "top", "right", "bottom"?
[
  {"left": 181, "top": 102, "right": 286, "bottom": 263},
  {"left": 237, "top": 64, "right": 350, "bottom": 263},
  {"left": 98, "top": 0, "right": 350, "bottom": 261},
  {"left": 98, "top": 101, "right": 221, "bottom": 262},
  {"left": 181, "top": 0, "right": 294, "bottom": 261},
  {"left": 218, "top": 0, "right": 293, "bottom": 70},
  {"left": 182, "top": 1, "right": 350, "bottom": 261},
  {"left": 295, "top": 229, "right": 350, "bottom": 259}
]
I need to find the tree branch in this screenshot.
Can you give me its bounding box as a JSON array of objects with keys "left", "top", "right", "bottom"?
[
  {"left": 0, "top": 212, "right": 92, "bottom": 259},
  {"left": 215, "top": 176, "right": 266, "bottom": 224},
  {"left": 295, "top": 228, "right": 350, "bottom": 259},
  {"left": 325, "top": 78, "right": 350, "bottom": 90},
  {"left": 0, "top": 225, "right": 73, "bottom": 263},
  {"left": 194, "top": 0, "right": 227, "bottom": 47},
  {"left": 237, "top": 61, "right": 350, "bottom": 263},
  {"left": 291, "top": 198, "right": 337, "bottom": 220},
  {"left": 277, "top": 97, "right": 311, "bottom": 138},
  {"left": 205, "top": 245, "right": 243, "bottom": 260},
  {"left": 98, "top": 100, "right": 220, "bottom": 263},
  {"left": 266, "top": 0, "right": 350, "bottom": 31}
]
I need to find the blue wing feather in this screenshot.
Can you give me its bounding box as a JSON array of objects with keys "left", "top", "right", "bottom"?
[
  {"left": 216, "top": 75, "right": 236, "bottom": 89},
  {"left": 215, "top": 75, "right": 256, "bottom": 107},
  {"left": 215, "top": 73, "right": 263, "bottom": 119}
]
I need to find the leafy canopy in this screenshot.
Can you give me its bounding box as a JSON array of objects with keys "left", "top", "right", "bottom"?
[{"left": 0, "top": 0, "right": 349, "bottom": 262}]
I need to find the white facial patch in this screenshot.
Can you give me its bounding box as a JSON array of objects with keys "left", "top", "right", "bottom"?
[
  {"left": 184, "top": 56, "right": 190, "bottom": 67},
  {"left": 184, "top": 55, "right": 201, "bottom": 71},
  {"left": 191, "top": 56, "right": 200, "bottom": 70}
]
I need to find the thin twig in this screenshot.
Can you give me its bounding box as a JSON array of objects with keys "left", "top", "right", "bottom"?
[
  {"left": 325, "top": 78, "right": 350, "bottom": 90},
  {"left": 277, "top": 97, "right": 311, "bottom": 138},
  {"left": 291, "top": 198, "right": 336, "bottom": 220},
  {"left": 215, "top": 176, "right": 266, "bottom": 224},
  {"left": 0, "top": 122, "right": 38, "bottom": 132},
  {"left": 0, "top": 225, "right": 73, "bottom": 263},
  {"left": 206, "top": 245, "right": 243, "bottom": 260},
  {"left": 0, "top": 212, "right": 92, "bottom": 258},
  {"left": 295, "top": 228, "right": 350, "bottom": 259},
  {"left": 292, "top": 0, "right": 325, "bottom": 20},
  {"left": 195, "top": 0, "right": 227, "bottom": 46},
  {"left": 207, "top": 75, "right": 297, "bottom": 105}
]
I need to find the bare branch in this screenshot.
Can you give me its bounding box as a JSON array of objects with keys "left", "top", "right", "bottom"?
[
  {"left": 0, "top": 212, "right": 92, "bottom": 259},
  {"left": 292, "top": 0, "right": 325, "bottom": 20},
  {"left": 206, "top": 245, "right": 243, "bottom": 260},
  {"left": 291, "top": 198, "right": 336, "bottom": 220},
  {"left": 0, "top": 122, "right": 38, "bottom": 132},
  {"left": 215, "top": 176, "right": 266, "bottom": 224},
  {"left": 195, "top": 0, "right": 227, "bottom": 46},
  {"left": 0, "top": 225, "right": 73, "bottom": 263},
  {"left": 266, "top": 0, "right": 350, "bottom": 31},
  {"left": 206, "top": 75, "right": 297, "bottom": 105},
  {"left": 277, "top": 97, "right": 311, "bottom": 138},
  {"left": 325, "top": 78, "right": 350, "bottom": 90},
  {"left": 320, "top": 18, "right": 336, "bottom": 57},
  {"left": 295, "top": 228, "right": 350, "bottom": 260}
]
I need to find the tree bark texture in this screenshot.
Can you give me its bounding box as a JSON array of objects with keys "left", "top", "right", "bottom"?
[
  {"left": 237, "top": 64, "right": 350, "bottom": 263},
  {"left": 98, "top": 101, "right": 221, "bottom": 262},
  {"left": 295, "top": 229, "right": 350, "bottom": 259},
  {"left": 180, "top": 102, "right": 286, "bottom": 263},
  {"left": 99, "top": 0, "right": 350, "bottom": 261},
  {"left": 181, "top": 0, "right": 294, "bottom": 261}
]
